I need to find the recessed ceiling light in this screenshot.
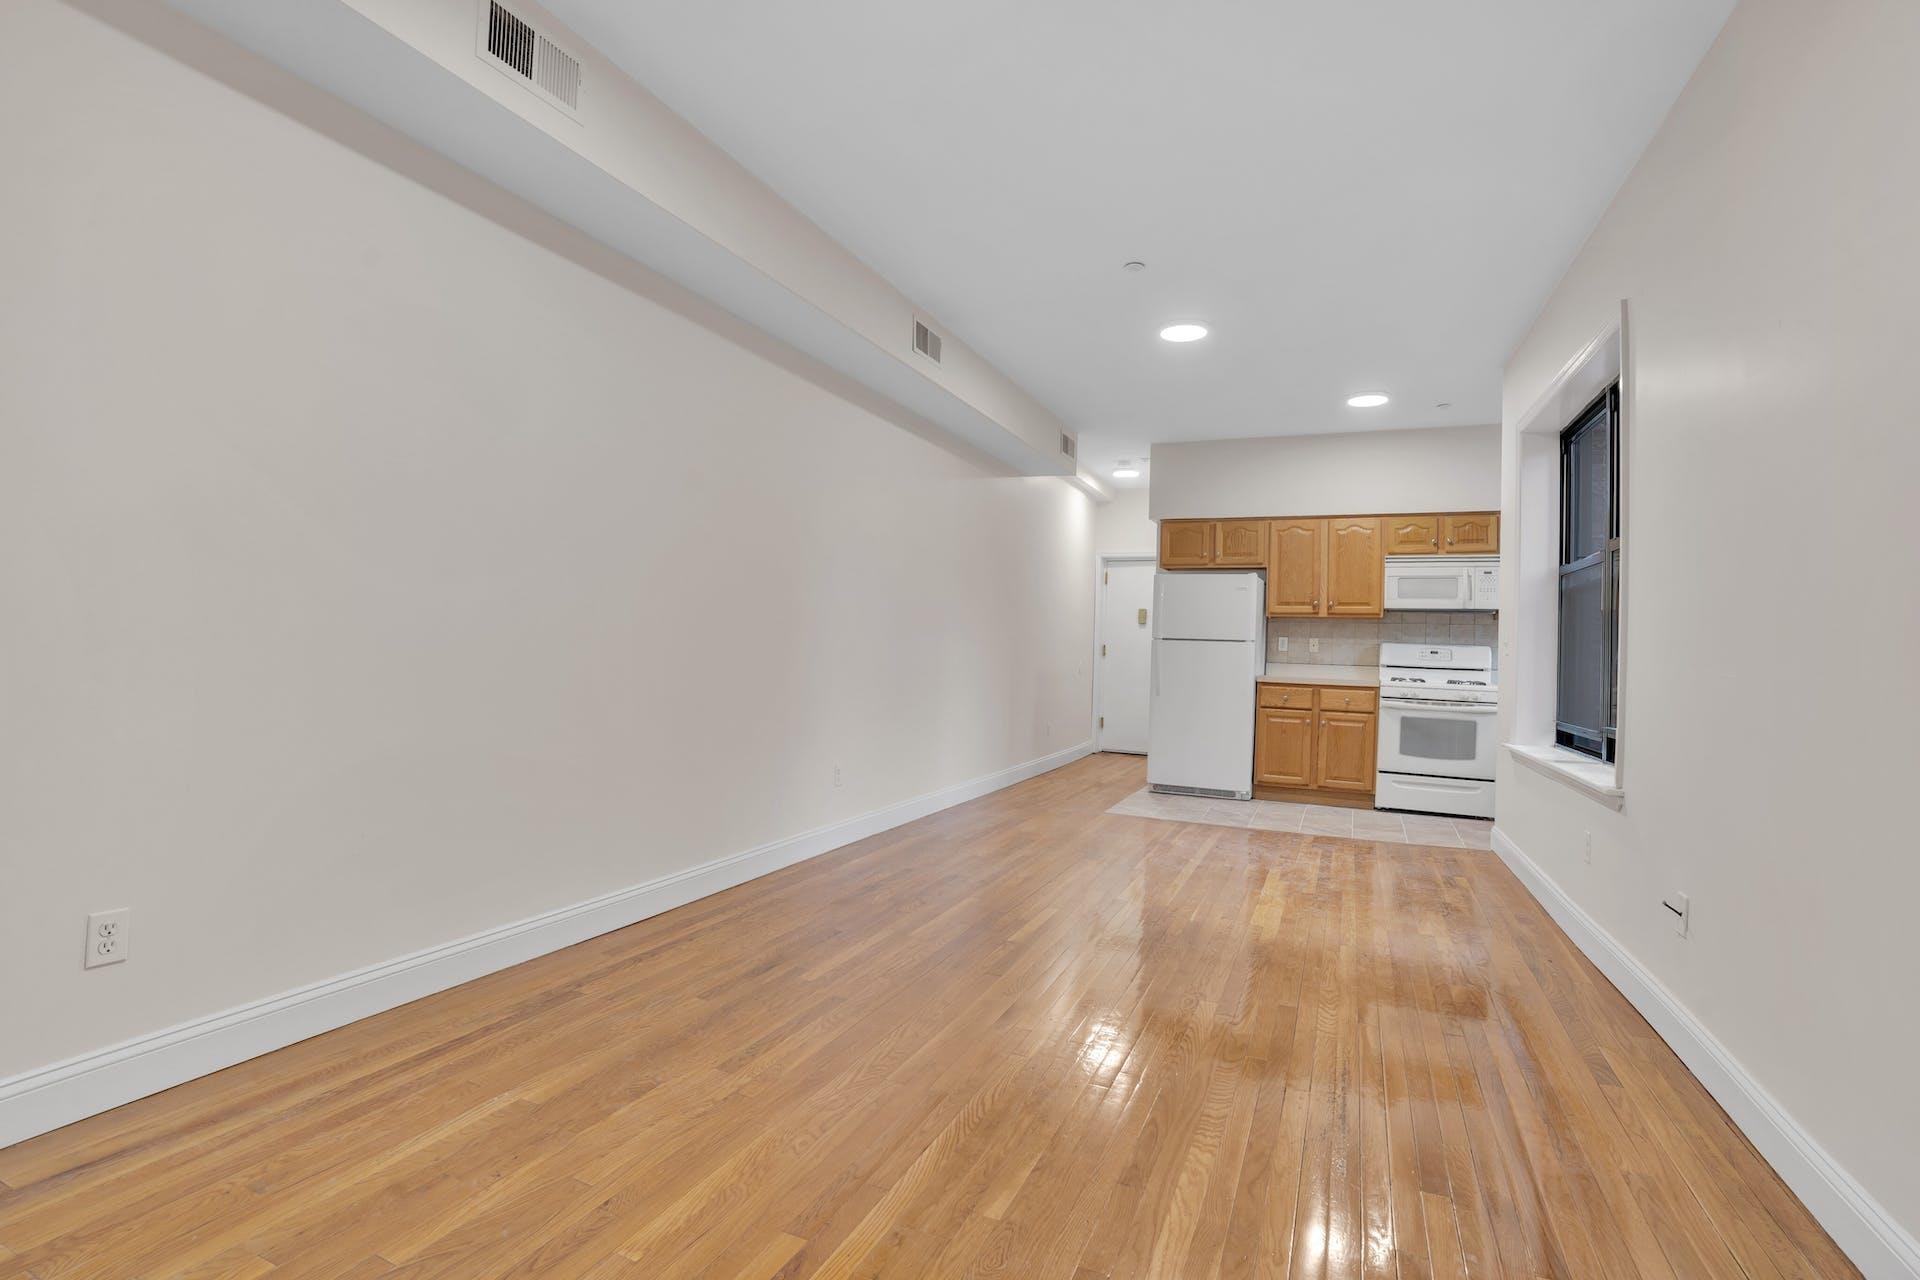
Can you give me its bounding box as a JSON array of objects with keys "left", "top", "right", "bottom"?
[
  {"left": 1122, "top": 260, "right": 1146, "bottom": 272},
  {"left": 1346, "top": 393, "right": 1390, "bottom": 408},
  {"left": 1112, "top": 468, "right": 1141, "bottom": 479},
  {"left": 1160, "top": 323, "right": 1208, "bottom": 343}
]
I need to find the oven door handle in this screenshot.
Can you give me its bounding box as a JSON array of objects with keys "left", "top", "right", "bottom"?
[{"left": 1381, "top": 697, "right": 1499, "bottom": 712}]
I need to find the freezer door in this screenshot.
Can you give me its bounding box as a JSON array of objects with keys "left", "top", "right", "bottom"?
[
  {"left": 1147, "top": 639, "right": 1256, "bottom": 795},
  {"left": 1154, "top": 572, "right": 1264, "bottom": 642}
]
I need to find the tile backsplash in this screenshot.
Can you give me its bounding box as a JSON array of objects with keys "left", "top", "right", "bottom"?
[{"left": 1267, "top": 611, "right": 1497, "bottom": 668}]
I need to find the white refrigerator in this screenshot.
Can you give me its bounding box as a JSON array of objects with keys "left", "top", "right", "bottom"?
[{"left": 1147, "top": 571, "right": 1265, "bottom": 799}]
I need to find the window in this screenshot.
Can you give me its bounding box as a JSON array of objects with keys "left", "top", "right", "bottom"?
[{"left": 1557, "top": 385, "right": 1619, "bottom": 761}]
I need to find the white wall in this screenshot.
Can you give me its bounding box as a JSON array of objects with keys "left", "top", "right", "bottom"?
[
  {"left": 0, "top": 0, "right": 1092, "bottom": 1082},
  {"left": 1092, "top": 489, "right": 1156, "bottom": 556},
  {"left": 1497, "top": 0, "right": 1920, "bottom": 1265},
  {"left": 167, "top": 0, "right": 1074, "bottom": 476},
  {"left": 1149, "top": 425, "right": 1500, "bottom": 519}
]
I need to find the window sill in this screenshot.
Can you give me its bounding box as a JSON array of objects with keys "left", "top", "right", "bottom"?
[{"left": 1505, "top": 743, "right": 1624, "bottom": 810}]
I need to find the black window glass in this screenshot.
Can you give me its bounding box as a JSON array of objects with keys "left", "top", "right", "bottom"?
[{"left": 1556, "top": 386, "right": 1620, "bottom": 762}]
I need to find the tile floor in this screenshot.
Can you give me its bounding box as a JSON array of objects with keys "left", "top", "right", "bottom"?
[{"left": 1106, "top": 786, "right": 1494, "bottom": 849}]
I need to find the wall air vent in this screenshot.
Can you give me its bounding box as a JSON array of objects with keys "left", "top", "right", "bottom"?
[
  {"left": 912, "top": 319, "right": 943, "bottom": 365},
  {"left": 481, "top": 1, "right": 582, "bottom": 117},
  {"left": 1060, "top": 433, "right": 1077, "bottom": 459}
]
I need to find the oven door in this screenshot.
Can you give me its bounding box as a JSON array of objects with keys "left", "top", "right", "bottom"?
[
  {"left": 1377, "top": 698, "right": 1499, "bottom": 780},
  {"left": 1384, "top": 559, "right": 1472, "bottom": 610}
]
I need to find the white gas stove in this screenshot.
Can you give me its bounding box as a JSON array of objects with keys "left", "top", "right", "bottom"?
[{"left": 1375, "top": 644, "right": 1498, "bottom": 818}]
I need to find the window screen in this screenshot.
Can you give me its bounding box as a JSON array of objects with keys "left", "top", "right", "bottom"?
[{"left": 1557, "top": 386, "right": 1620, "bottom": 761}]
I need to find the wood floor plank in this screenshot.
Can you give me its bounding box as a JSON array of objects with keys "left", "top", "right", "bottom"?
[{"left": 0, "top": 755, "right": 1859, "bottom": 1279}]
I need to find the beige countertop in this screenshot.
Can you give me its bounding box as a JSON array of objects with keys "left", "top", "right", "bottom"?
[{"left": 1258, "top": 663, "right": 1380, "bottom": 687}]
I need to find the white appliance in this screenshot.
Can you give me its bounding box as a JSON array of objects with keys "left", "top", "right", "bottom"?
[
  {"left": 1374, "top": 642, "right": 1498, "bottom": 818},
  {"left": 1384, "top": 556, "right": 1500, "bottom": 611},
  {"left": 1148, "top": 571, "right": 1265, "bottom": 799}
]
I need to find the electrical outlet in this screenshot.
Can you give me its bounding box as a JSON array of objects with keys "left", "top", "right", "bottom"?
[
  {"left": 1662, "top": 891, "right": 1690, "bottom": 938},
  {"left": 85, "top": 908, "right": 130, "bottom": 969},
  {"left": 1308, "top": 637, "right": 1320, "bottom": 655},
  {"left": 833, "top": 764, "right": 844, "bottom": 789},
  {"left": 1274, "top": 637, "right": 1288, "bottom": 652}
]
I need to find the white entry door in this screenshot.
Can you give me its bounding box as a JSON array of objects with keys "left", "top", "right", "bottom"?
[{"left": 1098, "top": 560, "right": 1155, "bottom": 753}]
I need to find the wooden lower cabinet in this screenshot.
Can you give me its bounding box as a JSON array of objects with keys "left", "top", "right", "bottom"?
[
  {"left": 1253, "top": 685, "right": 1378, "bottom": 799},
  {"left": 1254, "top": 708, "right": 1315, "bottom": 787},
  {"left": 1314, "top": 710, "right": 1378, "bottom": 792}
]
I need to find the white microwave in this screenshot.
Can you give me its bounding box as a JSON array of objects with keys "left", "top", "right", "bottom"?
[{"left": 1384, "top": 556, "right": 1499, "bottom": 611}]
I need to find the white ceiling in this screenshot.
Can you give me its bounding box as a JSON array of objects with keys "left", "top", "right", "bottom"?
[{"left": 545, "top": 0, "right": 1732, "bottom": 480}]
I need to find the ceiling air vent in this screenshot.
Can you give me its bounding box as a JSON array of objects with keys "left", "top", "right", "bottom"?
[
  {"left": 912, "top": 319, "right": 943, "bottom": 365},
  {"left": 481, "top": 1, "right": 582, "bottom": 117}
]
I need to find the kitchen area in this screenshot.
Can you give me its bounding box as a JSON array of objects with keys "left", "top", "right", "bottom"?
[{"left": 1119, "top": 509, "right": 1500, "bottom": 846}]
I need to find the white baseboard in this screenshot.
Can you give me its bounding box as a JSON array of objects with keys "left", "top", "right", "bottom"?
[
  {"left": 1491, "top": 828, "right": 1920, "bottom": 1280},
  {"left": 0, "top": 741, "right": 1094, "bottom": 1150}
]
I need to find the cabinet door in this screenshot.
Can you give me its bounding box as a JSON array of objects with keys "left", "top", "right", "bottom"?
[
  {"left": 1385, "top": 514, "right": 1440, "bottom": 555},
  {"left": 1214, "top": 519, "right": 1269, "bottom": 567},
  {"left": 1324, "top": 517, "right": 1385, "bottom": 617},
  {"left": 1441, "top": 512, "right": 1500, "bottom": 554},
  {"left": 1315, "top": 711, "right": 1377, "bottom": 792},
  {"left": 1159, "top": 520, "right": 1214, "bottom": 568},
  {"left": 1266, "top": 519, "right": 1325, "bottom": 616},
  {"left": 1255, "top": 708, "right": 1315, "bottom": 787}
]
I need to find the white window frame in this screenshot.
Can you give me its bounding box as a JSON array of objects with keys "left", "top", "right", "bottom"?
[{"left": 1504, "top": 301, "right": 1632, "bottom": 808}]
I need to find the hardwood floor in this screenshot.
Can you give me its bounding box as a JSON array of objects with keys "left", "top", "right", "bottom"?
[{"left": 0, "top": 754, "right": 1855, "bottom": 1279}]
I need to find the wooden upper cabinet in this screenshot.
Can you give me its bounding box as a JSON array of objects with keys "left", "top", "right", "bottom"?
[
  {"left": 1162, "top": 518, "right": 1269, "bottom": 568},
  {"left": 1255, "top": 708, "right": 1315, "bottom": 788},
  {"left": 1323, "top": 517, "right": 1385, "bottom": 617},
  {"left": 1266, "top": 519, "right": 1324, "bottom": 616},
  {"left": 1441, "top": 512, "right": 1500, "bottom": 554},
  {"left": 1385, "top": 514, "right": 1441, "bottom": 555},
  {"left": 1213, "top": 519, "right": 1270, "bottom": 566},
  {"left": 1315, "top": 710, "right": 1378, "bottom": 792},
  {"left": 1159, "top": 519, "right": 1214, "bottom": 568}
]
